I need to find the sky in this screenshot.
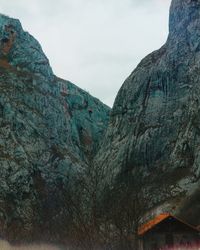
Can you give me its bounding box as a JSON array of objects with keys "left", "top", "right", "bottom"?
[{"left": 0, "top": 0, "right": 171, "bottom": 107}]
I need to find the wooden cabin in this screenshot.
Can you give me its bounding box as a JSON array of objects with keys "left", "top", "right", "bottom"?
[{"left": 138, "top": 213, "right": 200, "bottom": 250}]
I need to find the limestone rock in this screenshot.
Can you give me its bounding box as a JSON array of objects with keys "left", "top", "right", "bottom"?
[
  {"left": 0, "top": 14, "right": 110, "bottom": 242},
  {"left": 95, "top": 0, "right": 200, "bottom": 225},
  {"left": 0, "top": 15, "right": 53, "bottom": 79}
]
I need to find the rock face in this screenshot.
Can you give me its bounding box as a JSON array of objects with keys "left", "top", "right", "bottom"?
[
  {"left": 95, "top": 0, "right": 200, "bottom": 225},
  {"left": 0, "top": 15, "right": 53, "bottom": 79},
  {"left": 0, "top": 14, "right": 110, "bottom": 242}
]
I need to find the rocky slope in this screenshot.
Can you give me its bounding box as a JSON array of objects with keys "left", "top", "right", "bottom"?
[
  {"left": 0, "top": 14, "right": 110, "bottom": 243},
  {"left": 95, "top": 0, "right": 200, "bottom": 226}
]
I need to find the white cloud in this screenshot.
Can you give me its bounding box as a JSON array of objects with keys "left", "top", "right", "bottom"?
[{"left": 0, "top": 0, "right": 171, "bottom": 107}]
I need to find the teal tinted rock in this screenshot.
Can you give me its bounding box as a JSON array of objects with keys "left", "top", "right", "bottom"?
[
  {"left": 0, "top": 14, "right": 110, "bottom": 242},
  {"left": 0, "top": 14, "right": 53, "bottom": 79},
  {"left": 95, "top": 0, "right": 200, "bottom": 225}
]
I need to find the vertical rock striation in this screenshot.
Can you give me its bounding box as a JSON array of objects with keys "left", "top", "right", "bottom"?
[
  {"left": 0, "top": 14, "right": 110, "bottom": 243},
  {"left": 95, "top": 0, "right": 200, "bottom": 225}
]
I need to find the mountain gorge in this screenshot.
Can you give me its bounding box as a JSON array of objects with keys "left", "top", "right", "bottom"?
[{"left": 1, "top": 0, "right": 200, "bottom": 249}]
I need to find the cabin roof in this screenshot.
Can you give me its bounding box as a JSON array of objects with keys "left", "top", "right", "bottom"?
[{"left": 138, "top": 213, "right": 199, "bottom": 236}]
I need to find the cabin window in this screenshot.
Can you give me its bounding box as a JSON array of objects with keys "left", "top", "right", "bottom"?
[{"left": 165, "top": 233, "right": 174, "bottom": 246}]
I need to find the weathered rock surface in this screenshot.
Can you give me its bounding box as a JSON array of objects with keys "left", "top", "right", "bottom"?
[
  {"left": 0, "top": 15, "right": 53, "bottom": 79},
  {"left": 95, "top": 0, "right": 200, "bottom": 225},
  {"left": 0, "top": 14, "right": 110, "bottom": 243}
]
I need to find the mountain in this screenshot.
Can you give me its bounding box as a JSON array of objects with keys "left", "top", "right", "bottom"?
[
  {"left": 2, "top": 0, "right": 200, "bottom": 248},
  {"left": 0, "top": 14, "right": 110, "bottom": 243},
  {"left": 95, "top": 0, "right": 200, "bottom": 227}
]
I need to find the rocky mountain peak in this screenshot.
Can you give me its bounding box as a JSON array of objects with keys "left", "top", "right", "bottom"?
[
  {"left": 169, "top": 0, "right": 200, "bottom": 41},
  {"left": 95, "top": 0, "right": 200, "bottom": 228},
  {"left": 0, "top": 14, "right": 110, "bottom": 244},
  {"left": 0, "top": 14, "right": 53, "bottom": 79}
]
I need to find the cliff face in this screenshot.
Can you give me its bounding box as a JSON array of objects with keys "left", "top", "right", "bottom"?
[
  {"left": 3, "top": 0, "right": 200, "bottom": 246},
  {"left": 0, "top": 15, "right": 53, "bottom": 79},
  {"left": 0, "top": 14, "right": 110, "bottom": 242},
  {"left": 95, "top": 0, "right": 200, "bottom": 225}
]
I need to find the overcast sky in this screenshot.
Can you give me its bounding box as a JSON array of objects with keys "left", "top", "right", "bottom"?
[{"left": 0, "top": 0, "right": 171, "bottom": 107}]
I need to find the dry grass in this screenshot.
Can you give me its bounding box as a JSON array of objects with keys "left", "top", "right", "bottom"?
[
  {"left": 0, "top": 240, "right": 61, "bottom": 250},
  {"left": 161, "top": 243, "right": 200, "bottom": 250}
]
